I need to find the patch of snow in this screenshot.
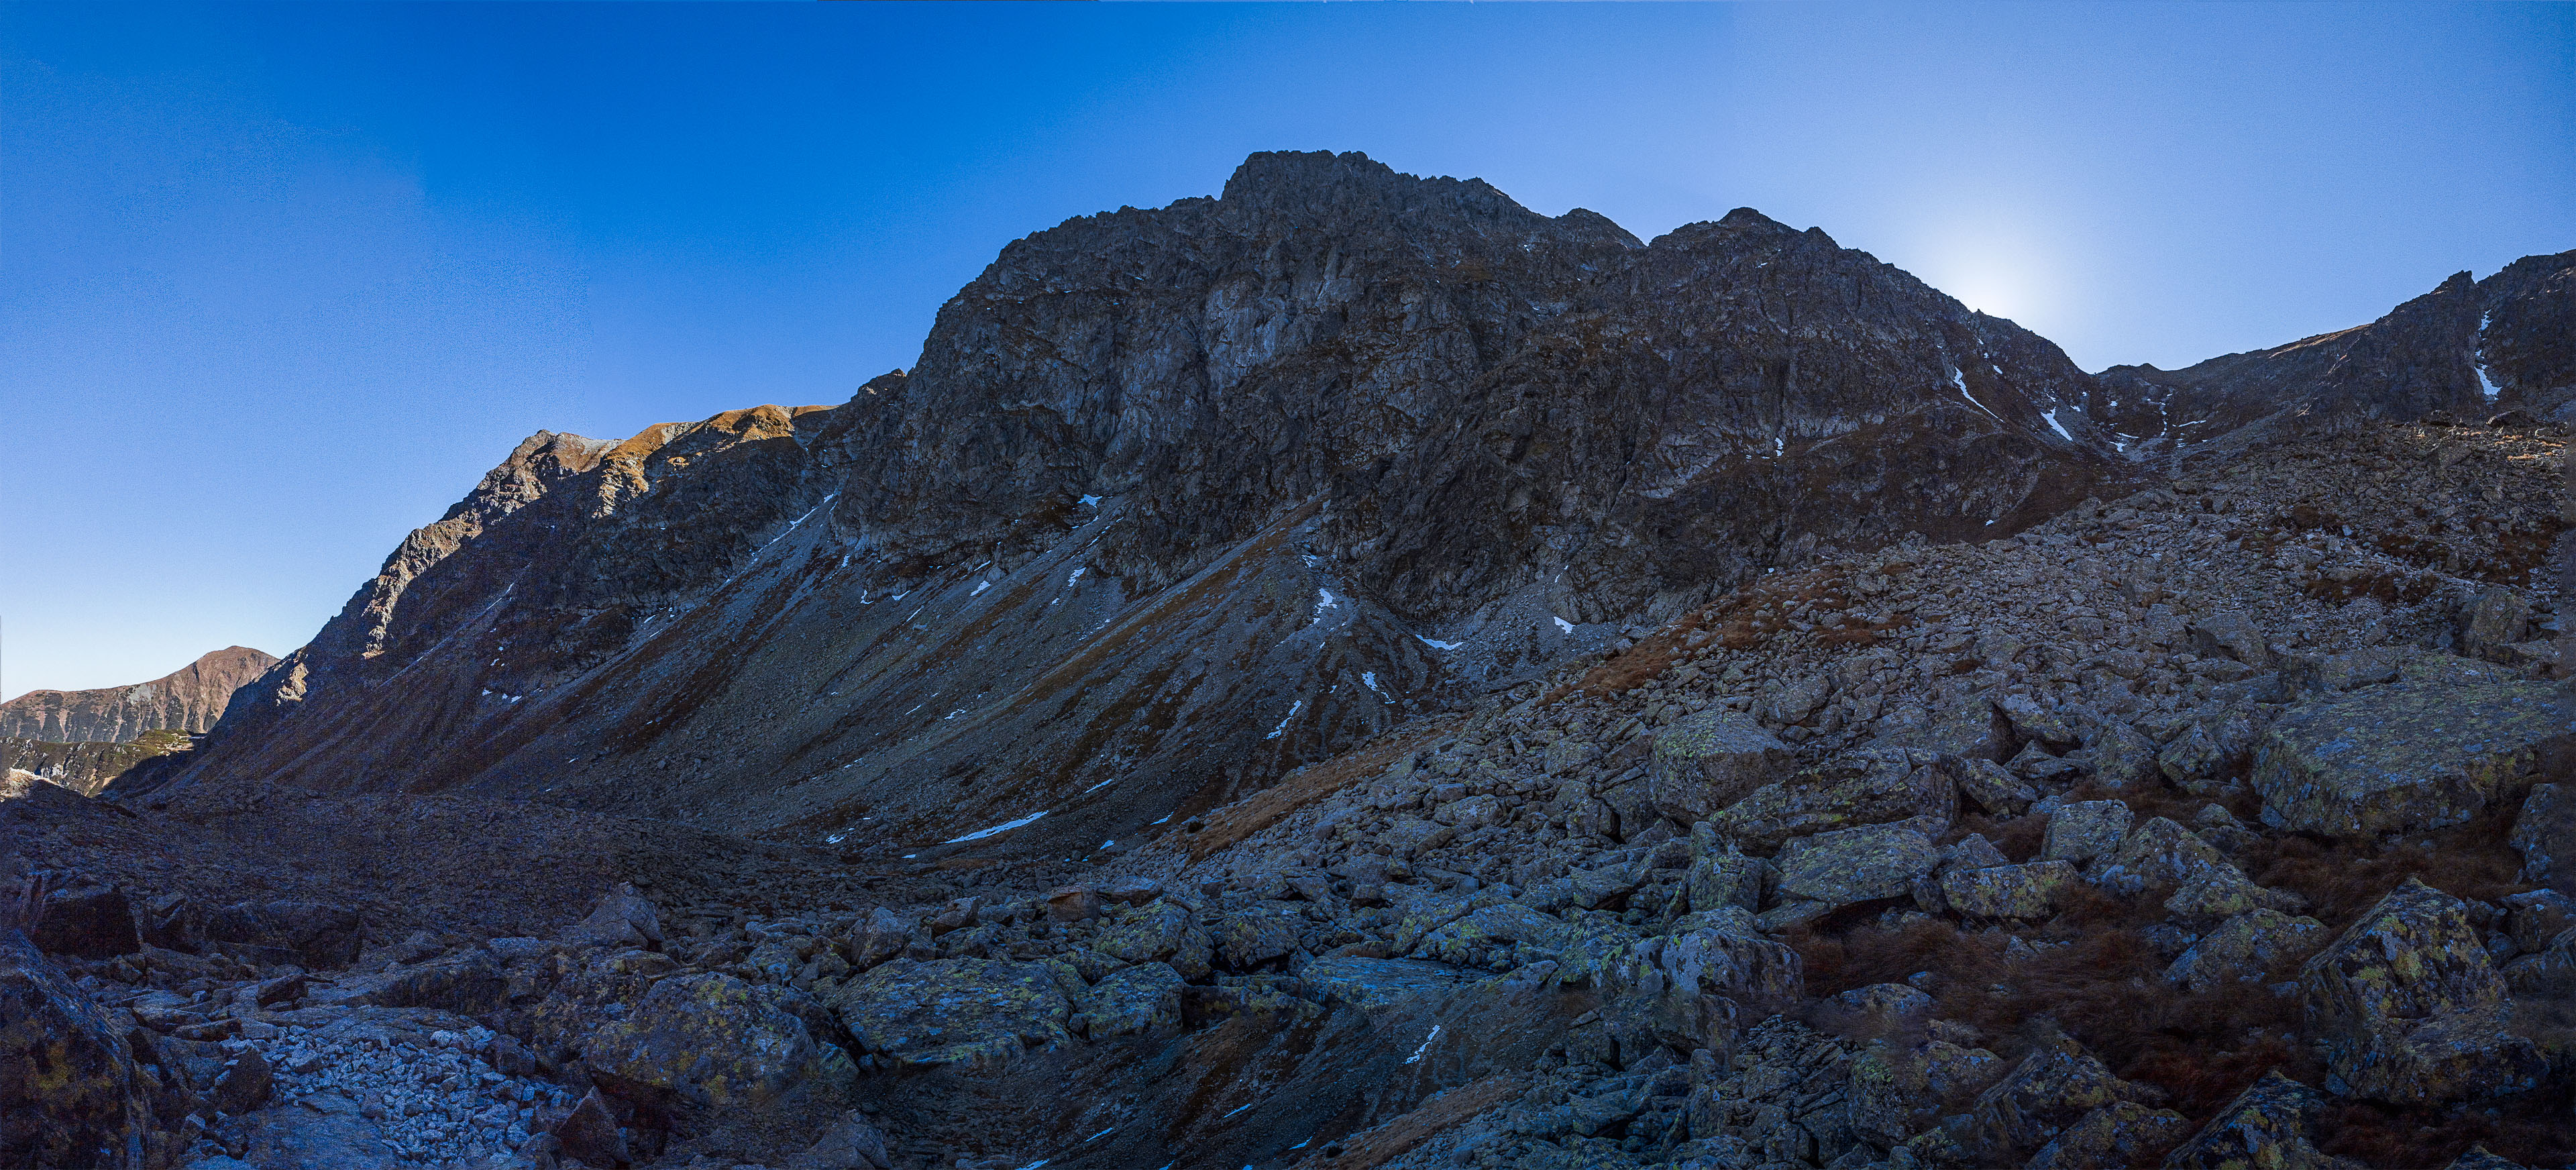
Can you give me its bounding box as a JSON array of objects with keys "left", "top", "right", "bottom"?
[
  {"left": 1222, "top": 1102, "right": 1255, "bottom": 1120},
  {"left": 970, "top": 580, "right": 991, "bottom": 597},
  {"left": 1774, "top": 435, "right": 1784, "bottom": 458},
  {"left": 2040, "top": 408, "right": 2075, "bottom": 442},
  {"left": 1079, "top": 495, "right": 1102, "bottom": 507},
  {"left": 1416, "top": 635, "right": 1463, "bottom": 649},
  {"left": 1361, "top": 672, "right": 1392, "bottom": 702},
  {"left": 945, "top": 810, "right": 1049, "bottom": 844},
  {"left": 826, "top": 831, "right": 848, "bottom": 844},
  {"left": 1083, "top": 776, "right": 1118, "bottom": 794},
  {"left": 1067, "top": 566, "right": 1085, "bottom": 586},
  {"left": 1552, "top": 617, "right": 1575, "bottom": 634},
  {"left": 1405, "top": 1024, "right": 1442, "bottom": 1064},
  {"left": 1315, "top": 589, "right": 1338, "bottom": 619},
  {"left": 1949, "top": 368, "right": 2002, "bottom": 422},
  {"left": 1150, "top": 814, "right": 1171, "bottom": 825},
  {"left": 1265, "top": 700, "right": 1305, "bottom": 740},
  {"left": 1099, "top": 840, "right": 1114, "bottom": 849}
]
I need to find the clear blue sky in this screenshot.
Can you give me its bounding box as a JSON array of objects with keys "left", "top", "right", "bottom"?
[{"left": 4, "top": 3, "right": 2570, "bottom": 700}]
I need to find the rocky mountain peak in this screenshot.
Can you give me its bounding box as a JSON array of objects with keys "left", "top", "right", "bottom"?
[{"left": 0, "top": 647, "right": 277, "bottom": 744}]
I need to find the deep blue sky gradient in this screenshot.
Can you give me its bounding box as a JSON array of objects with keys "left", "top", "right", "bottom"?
[{"left": 5, "top": 2, "right": 2571, "bottom": 697}]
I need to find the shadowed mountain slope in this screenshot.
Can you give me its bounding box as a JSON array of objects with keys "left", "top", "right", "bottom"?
[{"left": 110, "top": 152, "right": 2234, "bottom": 862}]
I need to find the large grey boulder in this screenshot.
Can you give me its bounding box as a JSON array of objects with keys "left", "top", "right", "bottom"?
[
  {"left": 584, "top": 971, "right": 855, "bottom": 1106},
  {"left": 2297, "top": 877, "right": 2543, "bottom": 1104},
  {"left": 2163, "top": 908, "right": 2327, "bottom": 992},
  {"left": 1770, "top": 822, "right": 1941, "bottom": 919},
  {"left": 826, "top": 957, "right": 1074, "bottom": 1071},
  {"left": 2251, "top": 666, "right": 2573, "bottom": 838},
  {"left": 2041, "top": 800, "right": 2131, "bottom": 865},
  {"left": 1649, "top": 707, "right": 1789, "bottom": 824},
  {"left": 1708, "top": 749, "right": 1955, "bottom": 853},
  {"left": 2511, "top": 782, "right": 2575, "bottom": 896},
  {"left": 1, "top": 930, "right": 197, "bottom": 1169}
]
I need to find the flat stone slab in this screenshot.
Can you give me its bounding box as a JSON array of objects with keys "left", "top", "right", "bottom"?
[{"left": 2251, "top": 672, "right": 2574, "bottom": 838}]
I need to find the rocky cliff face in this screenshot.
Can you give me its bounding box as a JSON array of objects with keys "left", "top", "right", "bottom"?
[
  {"left": 0, "top": 731, "right": 191, "bottom": 797},
  {"left": 126, "top": 152, "right": 2126, "bottom": 862},
  {"left": 2088, "top": 250, "right": 2576, "bottom": 458},
  {"left": 0, "top": 647, "right": 276, "bottom": 743}
]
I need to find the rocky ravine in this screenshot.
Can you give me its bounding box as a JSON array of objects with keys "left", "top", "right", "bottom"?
[
  {"left": 0, "top": 647, "right": 278, "bottom": 744},
  {"left": 3, "top": 154, "right": 2573, "bottom": 1169}
]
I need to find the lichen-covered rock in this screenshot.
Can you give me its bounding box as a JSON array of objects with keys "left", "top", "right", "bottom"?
[
  {"left": 1, "top": 930, "right": 196, "bottom": 1169},
  {"left": 1684, "top": 825, "right": 1772, "bottom": 914},
  {"left": 2090, "top": 817, "right": 2288, "bottom": 924},
  {"left": 2088, "top": 722, "right": 2165, "bottom": 789},
  {"left": 1212, "top": 907, "right": 1304, "bottom": 969},
  {"left": 2025, "top": 1100, "right": 2192, "bottom": 1169},
  {"left": 1073, "top": 961, "right": 1185, "bottom": 1039},
  {"left": 2510, "top": 782, "right": 2575, "bottom": 896},
  {"left": 2459, "top": 588, "right": 2531, "bottom": 662},
  {"left": 826, "top": 956, "right": 1073, "bottom": 1071},
  {"left": 1649, "top": 708, "right": 1790, "bottom": 824},
  {"left": 203, "top": 900, "right": 364, "bottom": 968},
  {"left": 1970, "top": 1036, "right": 2142, "bottom": 1155},
  {"left": 1091, "top": 901, "right": 1214, "bottom": 981},
  {"left": 583, "top": 971, "right": 853, "bottom": 1106},
  {"left": 2042, "top": 800, "right": 2132, "bottom": 865},
  {"left": 1709, "top": 750, "right": 1954, "bottom": 853},
  {"left": 2164, "top": 908, "right": 2327, "bottom": 992},
  {"left": 2251, "top": 672, "right": 2573, "bottom": 838},
  {"left": 2161, "top": 1070, "right": 2344, "bottom": 1170},
  {"left": 2298, "top": 877, "right": 2545, "bottom": 1104},
  {"left": 1774, "top": 822, "right": 1941, "bottom": 912},
  {"left": 1952, "top": 756, "right": 2038, "bottom": 816},
  {"left": 1941, "top": 861, "right": 2078, "bottom": 920}
]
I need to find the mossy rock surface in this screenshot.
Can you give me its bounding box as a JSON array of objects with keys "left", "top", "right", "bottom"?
[
  {"left": 582, "top": 971, "right": 849, "bottom": 1107},
  {"left": 2252, "top": 671, "right": 2575, "bottom": 838},
  {"left": 826, "top": 956, "right": 1073, "bottom": 1072}
]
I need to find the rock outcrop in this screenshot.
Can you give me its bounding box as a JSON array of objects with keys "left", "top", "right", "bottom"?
[
  {"left": 2088, "top": 249, "right": 2576, "bottom": 456},
  {"left": 0, "top": 730, "right": 193, "bottom": 797},
  {"left": 0, "top": 647, "right": 276, "bottom": 743}
]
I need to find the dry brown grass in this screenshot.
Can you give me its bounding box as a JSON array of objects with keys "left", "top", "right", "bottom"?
[
  {"left": 1185, "top": 717, "right": 1462, "bottom": 863},
  {"left": 2243, "top": 802, "right": 2534, "bottom": 928}
]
